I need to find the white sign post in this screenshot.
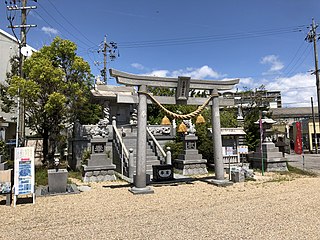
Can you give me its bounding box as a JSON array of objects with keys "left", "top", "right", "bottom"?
[{"left": 14, "top": 147, "right": 35, "bottom": 207}]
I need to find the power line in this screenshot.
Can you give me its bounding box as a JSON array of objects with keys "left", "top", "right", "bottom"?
[
  {"left": 33, "top": 11, "right": 68, "bottom": 39},
  {"left": 46, "top": 0, "right": 96, "bottom": 46},
  {"left": 36, "top": 1, "right": 92, "bottom": 49},
  {"left": 117, "top": 26, "right": 305, "bottom": 48},
  {"left": 279, "top": 40, "right": 307, "bottom": 75},
  {"left": 282, "top": 44, "right": 312, "bottom": 77}
]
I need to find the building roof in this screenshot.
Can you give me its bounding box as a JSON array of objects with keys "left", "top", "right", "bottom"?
[
  {"left": 271, "top": 107, "right": 318, "bottom": 118},
  {"left": 91, "top": 84, "right": 136, "bottom": 98}
]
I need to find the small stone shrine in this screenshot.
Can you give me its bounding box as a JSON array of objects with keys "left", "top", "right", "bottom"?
[
  {"left": 82, "top": 107, "right": 116, "bottom": 182},
  {"left": 174, "top": 120, "right": 208, "bottom": 175}
]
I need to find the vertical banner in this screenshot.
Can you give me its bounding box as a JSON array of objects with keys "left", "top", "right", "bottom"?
[
  {"left": 295, "top": 122, "right": 303, "bottom": 155},
  {"left": 14, "top": 147, "right": 35, "bottom": 205}
]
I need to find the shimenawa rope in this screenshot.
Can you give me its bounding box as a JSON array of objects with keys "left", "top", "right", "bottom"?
[{"left": 138, "top": 91, "right": 214, "bottom": 120}]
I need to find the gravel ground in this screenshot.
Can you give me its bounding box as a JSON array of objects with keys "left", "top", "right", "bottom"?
[{"left": 1, "top": 173, "right": 320, "bottom": 240}]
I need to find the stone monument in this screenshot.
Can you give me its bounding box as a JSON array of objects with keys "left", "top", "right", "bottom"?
[
  {"left": 174, "top": 120, "right": 208, "bottom": 175},
  {"left": 48, "top": 158, "right": 68, "bottom": 193},
  {"left": 82, "top": 107, "right": 116, "bottom": 182}
]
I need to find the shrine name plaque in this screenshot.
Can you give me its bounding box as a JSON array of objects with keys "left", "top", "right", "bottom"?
[{"left": 93, "top": 144, "right": 105, "bottom": 153}]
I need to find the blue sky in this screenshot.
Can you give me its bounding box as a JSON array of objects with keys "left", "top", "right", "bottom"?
[{"left": 1, "top": 0, "right": 320, "bottom": 107}]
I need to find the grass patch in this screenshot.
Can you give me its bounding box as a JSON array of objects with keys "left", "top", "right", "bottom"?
[
  {"left": 35, "top": 166, "right": 48, "bottom": 186},
  {"left": 287, "top": 164, "right": 318, "bottom": 177},
  {"left": 265, "top": 175, "right": 292, "bottom": 183},
  {"left": 68, "top": 170, "right": 82, "bottom": 180}
]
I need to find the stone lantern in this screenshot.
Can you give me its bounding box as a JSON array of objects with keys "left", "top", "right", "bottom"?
[{"left": 250, "top": 113, "right": 288, "bottom": 172}]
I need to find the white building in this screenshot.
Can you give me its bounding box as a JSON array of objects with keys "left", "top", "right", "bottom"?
[{"left": 0, "top": 29, "right": 36, "bottom": 144}]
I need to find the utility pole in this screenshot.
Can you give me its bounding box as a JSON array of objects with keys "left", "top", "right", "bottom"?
[
  {"left": 97, "top": 35, "right": 118, "bottom": 85},
  {"left": 103, "top": 35, "right": 107, "bottom": 83},
  {"left": 6, "top": 0, "right": 37, "bottom": 147},
  {"left": 306, "top": 18, "right": 320, "bottom": 153}
]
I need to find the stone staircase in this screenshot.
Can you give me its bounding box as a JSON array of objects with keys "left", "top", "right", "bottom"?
[{"left": 114, "top": 126, "right": 163, "bottom": 177}]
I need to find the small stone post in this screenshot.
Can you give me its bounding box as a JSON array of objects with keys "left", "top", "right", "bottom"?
[
  {"left": 112, "top": 116, "right": 116, "bottom": 127},
  {"left": 129, "top": 148, "right": 134, "bottom": 179},
  {"left": 166, "top": 147, "right": 172, "bottom": 165}
]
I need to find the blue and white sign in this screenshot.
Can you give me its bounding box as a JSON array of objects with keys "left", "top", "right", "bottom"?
[{"left": 14, "top": 147, "right": 35, "bottom": 206}]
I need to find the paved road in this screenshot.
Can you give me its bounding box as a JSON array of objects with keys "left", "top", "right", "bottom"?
[{"left": 285, "top": 152, "right": 320, "bottom": 174}]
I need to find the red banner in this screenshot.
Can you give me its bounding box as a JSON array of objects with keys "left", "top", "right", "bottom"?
[{"left": 295, "top": 122, "right": 302, "bottom": 155}]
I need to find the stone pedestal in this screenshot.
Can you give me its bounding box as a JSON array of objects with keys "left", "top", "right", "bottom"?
[
  {"left": 82, "top": 138, "right": 116, "bottom": 182},
  {"left": 0, "top": 155, "right": 8, "bottom": 170},
  {"left": 251, "top": 142, "right": 288, "bottom": 172},
  {"left": 174, "top": 134, "right": 208, "bottom": 175},
  {"left": 48, "top": 169, "right": 68, "bottom": 193}
]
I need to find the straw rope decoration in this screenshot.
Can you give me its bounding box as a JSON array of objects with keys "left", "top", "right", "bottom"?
[{"left": 138, "top": 91, "right": 215, "bottom": 120}]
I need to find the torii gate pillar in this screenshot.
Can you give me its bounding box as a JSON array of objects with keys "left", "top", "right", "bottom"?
[
  {"left": 129, "top": 85, "right": 154, "bottom": 194},
  {"left": 211, "top": 89, "right": 224, "bottom": 180}
]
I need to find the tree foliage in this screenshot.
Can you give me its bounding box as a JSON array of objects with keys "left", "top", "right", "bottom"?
[{"left": 2, "top": 37, "right": 101, "bottom": 164}]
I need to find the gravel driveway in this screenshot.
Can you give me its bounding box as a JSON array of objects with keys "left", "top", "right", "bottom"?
[{"left": 1, "top": 173, "right": 320, "bottom": 240}]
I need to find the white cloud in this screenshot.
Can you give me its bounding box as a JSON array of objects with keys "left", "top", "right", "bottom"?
[
  {"left": 144, "top": 70, "right": 170, "bottom": 77},
  {"left": 239, "top": 77, "right": 254, "bottom": 86},
  {"left": 143, "top": 65, "right": 224, "bottom": 79},
  {"left": 41, "top": 26, "right": 59, "bottom": 36},
  {"left": 265, "top": 73, "right": 316, "bottom": 107},
  {"left": 261, "top": 55, "right": 284, "bottom": 74},
  {"left": 131, "top": 63, "right": 145, "bottom": 70},
  {"left": 235, "top": 72, "right": 316, "bottom": 107}
]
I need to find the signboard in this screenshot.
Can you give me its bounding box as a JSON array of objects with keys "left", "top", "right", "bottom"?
[
  {"left": 238, "top": 145, "right": 249, "bottom": 154},
  {"left": 14, "top": 147, "right": 35, "bottom": 206},
  {"left": 222, "top": 147, "right": 234, "bottom": 156}
]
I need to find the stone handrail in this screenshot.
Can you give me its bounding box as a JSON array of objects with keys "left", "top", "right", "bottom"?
[
  {"left": 147, "top": 127, "right": 166, "bottom": 159},
  {"left": 112, "top": 124, "right": 129, "bottom": 159}
]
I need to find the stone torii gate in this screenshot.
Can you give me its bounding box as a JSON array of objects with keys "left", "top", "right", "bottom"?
[{"left": 110, "top": 69, "right": 239, "bottom": 194}]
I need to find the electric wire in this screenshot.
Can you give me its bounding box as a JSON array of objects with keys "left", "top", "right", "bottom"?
[
  {"left": 118, "top": 26, "right": 305, "bottom": 48},
  {"left": 33, "top": 11, "right": 68, "bottom": 40},
  {"left": 46, "top": 0, "right": 97, "bottom": 46},
  {"left": 282, "top": 44, "right": 312, "bottom": 77},
  {"left": 35, "top": 1, "right": 93, "bottom": 49}
]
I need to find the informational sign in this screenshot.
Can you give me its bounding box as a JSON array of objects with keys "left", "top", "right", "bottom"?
[
  {"left": 238, "top": 145, "right": 249, "bottom": 154},
  {"left": 14, "top": 147, "right": 35, "bottom": 206},
  {"left": 222, "top": 147, "right": 234, "bottom": 156}
]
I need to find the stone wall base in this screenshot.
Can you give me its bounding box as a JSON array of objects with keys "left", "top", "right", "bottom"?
[
  {"left": 82, "top": 168, "right": 116, "bottom": 183},
  {"left": 251, "top": 160, "right": 288, "bottom": 172},
  {"left": 174, "top": 162, "right": 208, "bottom": 175}
]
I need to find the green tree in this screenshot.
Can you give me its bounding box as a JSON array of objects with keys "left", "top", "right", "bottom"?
[
  {"left": 220, "top": 108, "right": 238, "bottom": 128},
  {"left": 4, "top": 37, "right": 101, "bottom": 164}
]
